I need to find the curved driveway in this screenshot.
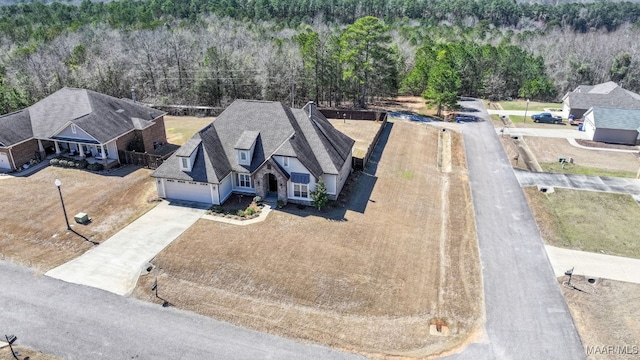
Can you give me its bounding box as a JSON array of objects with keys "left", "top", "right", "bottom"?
[
  {"left": 0, "top": 261, "right": 366, "bottom": 360},
  {"left": 443, "top": 99, "right": 586, "bottom": 360}
]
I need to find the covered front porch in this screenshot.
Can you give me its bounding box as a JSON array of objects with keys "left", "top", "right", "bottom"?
[{"left": 41, "top": 138, "right": 119, "bottom": 168}]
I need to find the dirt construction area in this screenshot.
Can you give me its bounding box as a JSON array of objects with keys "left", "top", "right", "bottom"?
[
  {"left": 0, "top": 166, "right": 158, "bottom": 272},
  {"left": 134, "top": 120, "right": 483, "bottom": 358},
  {"left": 559, "top": 275, "right": 640, "bottom": 360}
]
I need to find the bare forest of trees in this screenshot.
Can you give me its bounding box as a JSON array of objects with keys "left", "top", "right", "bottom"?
[{"left": 2, "top": 0, "right": 640, "bottom": 112}]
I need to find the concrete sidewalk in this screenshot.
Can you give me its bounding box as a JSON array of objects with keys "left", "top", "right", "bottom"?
[
  {"left": 546, "top": 245, "right": 640, "bottom": 284},
  {"left": 46, "top": 200, "right": 206, "bottom": 296}
]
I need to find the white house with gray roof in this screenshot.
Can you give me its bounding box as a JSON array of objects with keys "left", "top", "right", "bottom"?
[
  {"left": 583, "top": 107, "right": 640, "bottom": 145},
  {"left": 562, "top": 81, "right": 640, "bottom": 119},
  {"left": 152, "top": 99, "right": 354, "bottom": 205},
  {"left": 0, "top": 87, "right": 167, "bottom": 171}
]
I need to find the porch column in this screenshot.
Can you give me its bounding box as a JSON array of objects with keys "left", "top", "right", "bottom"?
[
  {"left": 54, "top": 141, "right": 61, "bottom": 155},
  {"left": 78, "top": 144, "right": 85, "bottom": 158},
  {"left": 101, "top": 144, "right": 107, "bottom": 167},
  {"left": 37, "top": 139, "right": 46, "bottom": 161}
]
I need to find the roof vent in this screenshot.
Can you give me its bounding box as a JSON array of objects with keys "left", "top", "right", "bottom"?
[{"left": 116, "top": 109, "right": 125, "bottom": 113}]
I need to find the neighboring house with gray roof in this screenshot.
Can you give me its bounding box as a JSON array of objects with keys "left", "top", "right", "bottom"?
[
  {"left": 562, "top": 81, "right": 640, "bottom": 119},
  {"left": 152, "top": 99, "right": 354, "bottom": 205},
  {"left": 0, "top": 87, "right": 166, "bottom": 172},
  {"left": 583, "top": 107, "right": 640, "bottom": 145}
]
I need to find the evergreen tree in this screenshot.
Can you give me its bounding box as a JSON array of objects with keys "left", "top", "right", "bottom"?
[
  {"left": 311, "top": 177, "right": 329, "bottom": 211},
  {"left": 423, "top": 50, "right": 460, "bottom": 118}
]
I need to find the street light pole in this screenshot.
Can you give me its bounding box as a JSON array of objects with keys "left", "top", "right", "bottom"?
[
  {"left": 523, "top": 99, "right": 530, "bottom": 124},
  {"left": 55, "top": 179, "right": 71, "bottom": 230}
]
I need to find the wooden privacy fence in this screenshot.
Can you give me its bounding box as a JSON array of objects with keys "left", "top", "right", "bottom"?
[
  {"left": 353, "top": 116, "right": 388, "bottom": 170},
  {"left": 119, "top": 150, "right": 170, "bottom": 169}
]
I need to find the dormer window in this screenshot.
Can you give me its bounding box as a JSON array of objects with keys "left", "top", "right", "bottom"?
[
  {"left": 234, "top": 130, "right": 259, "bottom": 166},
  {"left": 283, "top": 157, "right": 289, "bottom": 167},
  {"left": 174, "top": 138, "right": 201, "bottom": 172}
]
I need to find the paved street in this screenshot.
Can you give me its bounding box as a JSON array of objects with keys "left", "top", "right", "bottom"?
[
  {"left": 443, "top": 99, "right": 586, "bottom": 360},
  {"left": 46, "top": 200, "right": 207, "bottom": 296},
  {"left": 0, "top": 261, "right": 367, "bottom": 360}
]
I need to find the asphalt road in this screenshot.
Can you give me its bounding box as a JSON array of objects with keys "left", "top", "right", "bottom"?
[
  {"left": 443, "top": 99, "right": 586, "bottom": 360},
  {"left": 0, "top": 261, "right": 367, "bottom": 360}
]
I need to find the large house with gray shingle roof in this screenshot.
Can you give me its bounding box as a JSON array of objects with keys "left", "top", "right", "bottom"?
[
  {"left": 583, "top": 107, "right": 640, "bottom": 145},
  {"left": 562, "top": 81, "right": 640, "bottom": 119},
  {"left": 151, "top": 99, "right": 354, "bottom": 205},
  {"left": 0, "top": 87, "right": 166, "bottom": 171}
]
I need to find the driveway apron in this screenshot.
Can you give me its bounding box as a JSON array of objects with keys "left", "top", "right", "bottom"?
[{"left": 46, "top": 201, "right": 206, "bottom": 296}]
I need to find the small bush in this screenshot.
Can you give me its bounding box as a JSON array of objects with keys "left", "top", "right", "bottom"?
[
  {"left": 87, "top": 163, "right": 104, "bottom": 171},
  {"left": 236, "top": 210, "right": 245, "bottom": 217},
  {"left": 253, "top": 196, "right": 263, "bottom": 205},
  {"left": 276, "top": 200, "right": 284, "bottom": 208},
  {"left": 245, "top": 207, "right": 256, "bottom": 216},
  {"left": 49, "top": 158, "right": 60, "bottom": 166},
  {"left": 77, "top": 159, "right": 89, "bottom": 169},
  {"left": 210, "top": 205, "right": 223, "bottom": 213}
]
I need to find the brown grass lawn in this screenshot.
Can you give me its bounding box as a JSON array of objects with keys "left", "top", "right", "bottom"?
[
  {"left": 164, "top": 116, "right": 215, "bottom": 145},
  {"left": 329, "top": 119, "right": 382, "bottom": 159},
  {"left": 524, "top": 187, "right": 640, "bottom": 258},
  {"left": 524, "top": 137, "right": 640, "bottom": 175},
  {"left": 559, "top": 275, "right": 640, "bottom": 360},
  {"left": 0, "top": 166, "right": 158, "bottom": 272},
  {"left": 134, "top": 120, "right": 483, "bottom": 358}
]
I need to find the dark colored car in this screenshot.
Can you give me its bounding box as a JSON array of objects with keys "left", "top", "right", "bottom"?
[{"left": 455, "top": 115, "right": 478, "bottom": 123}]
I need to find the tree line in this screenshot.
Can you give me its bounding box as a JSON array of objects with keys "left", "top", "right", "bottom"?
[
  {"left": 2, "top": 0, "right": 640, "bottom": 114},
  {"left": 4, "top": 0, "right": 640, "bottom": 43}
]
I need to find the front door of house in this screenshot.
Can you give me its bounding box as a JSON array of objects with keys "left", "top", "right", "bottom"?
[{"left": 268, "top": 173, "right": 278, "bottom": 193}]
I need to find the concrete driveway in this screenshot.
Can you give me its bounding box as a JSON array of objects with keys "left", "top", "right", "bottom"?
[
  {"left": 545, "top": 245, "right": 640, "bottom": 284},
  {"left": 497, "top": 127, "right": 591, "bottom": 140},
  {"left": 515, "top": 169, "right": 640, "bottom": 195},
  {"left": 46, "top": 200, "right": 206, "bottom": 296}
]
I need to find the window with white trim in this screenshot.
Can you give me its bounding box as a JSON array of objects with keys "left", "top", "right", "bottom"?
[
  {"left": 181, "top": 157, "right": 188, "bottom": 169},
  {"left": 237, "top": 173, "right": 251, "bottom": 188},
  {"left": 293, "top": 183, "right": 308, "bottom": 198},
  {"left": 240, "top": 151, "right": 247, "bottom": 161}
]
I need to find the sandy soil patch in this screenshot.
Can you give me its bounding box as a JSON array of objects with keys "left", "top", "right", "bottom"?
[
  {"left": 134, "top": 120, "right": 483, "bottom": 358},
  {"left": 0, "top": 166, "right": 158, "bottom": 272},
  {"left": 559, "top": 275, "right": 640, "bottom": 360}
]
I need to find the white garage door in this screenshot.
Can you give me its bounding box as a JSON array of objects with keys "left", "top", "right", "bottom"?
[
  {"left": 0, "top": 152, "right": 11, "bottom": 170},
  {"left": 164, "top": 180, "right": 212, "bottom": 203}
]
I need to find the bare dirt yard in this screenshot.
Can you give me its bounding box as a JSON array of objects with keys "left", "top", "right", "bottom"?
[
  {"left": 524, "top": 137, "right": 639, "bottom": 176},
  {"left": 558, "top": 275, "right": 640, "bottom": 360},
  {"left": 164, "top": 115, "right": 215, "bottom": 145},
  {"left": 134, "top": 120, "right": 483, "bottom": 358},
  {"left": 0, "top": 166, "right": 158, "bottom": 272}
]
